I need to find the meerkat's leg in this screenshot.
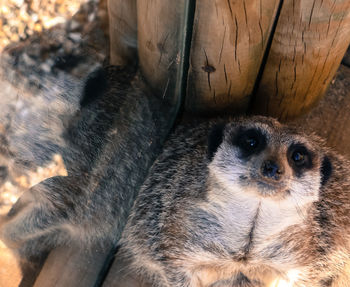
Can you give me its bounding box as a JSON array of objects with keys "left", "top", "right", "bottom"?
[{"left": 0, "top": 175, "right": 84, "bottom": 256}]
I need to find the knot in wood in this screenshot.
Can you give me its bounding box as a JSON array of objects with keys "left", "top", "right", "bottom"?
[{"left": 202, "top": 64, "right": 216, "bottom": 73}]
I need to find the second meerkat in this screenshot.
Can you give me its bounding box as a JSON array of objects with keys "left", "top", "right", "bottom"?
[{"left": 112, "top": 116, "right": 350, "bottom": 287}]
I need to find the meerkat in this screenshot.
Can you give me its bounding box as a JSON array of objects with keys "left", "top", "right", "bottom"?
[
  {"left": 0, "top": 65, "right": 170, "bottom": 269},
  {"left": 111, "top": 116, "right": 350, "bottom": 287}
]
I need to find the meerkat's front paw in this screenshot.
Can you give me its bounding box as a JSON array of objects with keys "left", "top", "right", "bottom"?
[{"left": 0, "top": 190, "right": 36, "bottom": 248}]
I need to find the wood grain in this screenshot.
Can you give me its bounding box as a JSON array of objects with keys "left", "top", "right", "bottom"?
[
  {"left": 137, "top": 0, "right": 189, "bottom": 105},
  {"left": 107, "top": 0, "right": 137, "bottom": 66},
  {"left": 185, "top": 0, "right": 280, "bottom": 114},
  {"left": 252, "top": 0, "right": 350, "bottom": 120}
]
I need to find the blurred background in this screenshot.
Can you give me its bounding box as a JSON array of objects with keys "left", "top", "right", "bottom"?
[{"left": 0, "top": 0, "right": 109, "bottom": 284}]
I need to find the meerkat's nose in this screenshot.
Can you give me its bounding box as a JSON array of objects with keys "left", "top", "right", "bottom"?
[{"left": 261, "top": 160, "right": 284, "bottom": 180}]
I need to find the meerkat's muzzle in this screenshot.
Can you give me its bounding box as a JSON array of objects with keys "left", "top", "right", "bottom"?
[{"left": 260, "top": 159, "right": 284, "bottom": 181}]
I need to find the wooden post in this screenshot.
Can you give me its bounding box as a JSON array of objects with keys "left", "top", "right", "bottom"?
[
  {"left": 185, "top": 0, "right": 280, "bottom": 114},
  {"left": 252, "top": 0, "right": 350, "bottom": 120},
  {"left": 107, "top": 0, "right": 137, "bottom": 66},
  {"left": 137, "top": 0, "right": 191, "bottom": 105}
]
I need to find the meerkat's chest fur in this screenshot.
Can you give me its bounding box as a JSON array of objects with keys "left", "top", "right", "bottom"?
[{"left": 186, "top": 184, "right": 307, "bottom": 276}]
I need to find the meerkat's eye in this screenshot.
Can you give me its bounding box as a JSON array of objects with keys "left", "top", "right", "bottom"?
[
  {"left": 288, "top": 144, "right": 313, "bottom": 173},
  {"left": 234, "top": 128, "right": 266, "bottom": 157},
  {"left": 245, "top": 137, "right": 258, "bottom": 148},
  {"left": 292, "top": 150, "right": 306, "bottom": 165}
]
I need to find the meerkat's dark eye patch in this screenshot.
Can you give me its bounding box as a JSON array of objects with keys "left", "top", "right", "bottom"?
[
  {"left": 321, "top": 156, "right": 332, "bottom": 186},
  {"left": 208, "top": 122, "right": 226, "bottom": 160},
  {"left": 234, "top": 128, "right": 267, "bottom": 158},
  {"left": 287, "top": 144, "right": 314, "bottom": 175}
]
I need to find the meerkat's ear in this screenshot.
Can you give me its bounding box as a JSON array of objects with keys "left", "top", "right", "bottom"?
[
  {"left": 321, "top": 156, "right": 332, "bottom": 186},
  {"left": 208, "top": 122, "right": 226, "bottom": 160}
]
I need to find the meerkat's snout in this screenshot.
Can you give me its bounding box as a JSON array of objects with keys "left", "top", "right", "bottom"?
[{"left": 260, "top": 159, "right": 284, "bottom": 181}]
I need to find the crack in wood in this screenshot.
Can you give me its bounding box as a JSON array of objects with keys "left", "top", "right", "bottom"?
[
  {"left": 224, "top": 64, "right": 228, "bottom": 84},
  {"left": 279, "top": 87, "right": 285, "bottom": 106},
  {"left": 305, "top": 60, "right": 320, "bottom": 98},
  {"left": 259, "top": 21, "right": 264, "bottom": 50},
  {"left": 320, "top": 12, "right": 345, "bottom": 77},
  {"left": 278, "top": 58, "right": 282, "bottom": 72},
  {"left": 227, "top": 0, "right": 234, "bottom": 20},
  {"left": 234, "top": 15, "right": 239, "bottom": 61},
  {"left": 309, "top": 0, "right": 317, "bottom": 27},
  {"left": 327, "top": 12, "right": 333, "bottom": 36},
  {"left": 291, "top": 65, "right": 297, "bottom": 90},
  {"left": 320, "top": 0, "right": 324, "bottom": 9},
  {"left": 293, "top": 45, "right": 296, "bottom": 62},
  {"left": 243, "top": 1, "right": 248, "bottom": 26},
  {"left": 243, "top": 0, "right": 250, "bottom": 42},
  {"left": 227, "top": 80, "right": 232, "bottom": 98},
  {"left": 293, "top": 89, "right": 297, "bottom": 100},
  {"left": 219, "top": 26, "right": 226, "bottom": 64},
  {"left": 215, "top": 0, "right": 219, "bottom": 18},
  {"left": 157, "top": 32, "right": 170, "bottom": 66},
  {"left": 323, "top": 58, "right": 338, "bottom": 85},
  {"left": 275, "top": 70, "right": 279, "bottom": 99}
]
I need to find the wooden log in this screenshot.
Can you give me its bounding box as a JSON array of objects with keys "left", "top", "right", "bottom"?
[
  {"left": 137, "top": 0, "right": 191, "bottom": 104},
  {"left": 252, "top": 0, "right": 350, "bottom": 120},
  {"left": 185, "top": 0, "right": 280, "bottom": 115},
  {"left": 107, "top": 0, "right": 137, "bottom": 66},
  {"left": 33, "top": 246, "right": 111, "bottom": 287}
]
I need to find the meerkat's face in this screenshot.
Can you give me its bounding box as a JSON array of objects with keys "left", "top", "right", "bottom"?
[{"left": 207, "top": 117, "right": 331, "bottom": 206}]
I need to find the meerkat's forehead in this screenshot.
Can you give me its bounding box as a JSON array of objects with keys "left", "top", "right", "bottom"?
[{"left": 224, "top": 117, "right": 315, "bottom": 148}]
